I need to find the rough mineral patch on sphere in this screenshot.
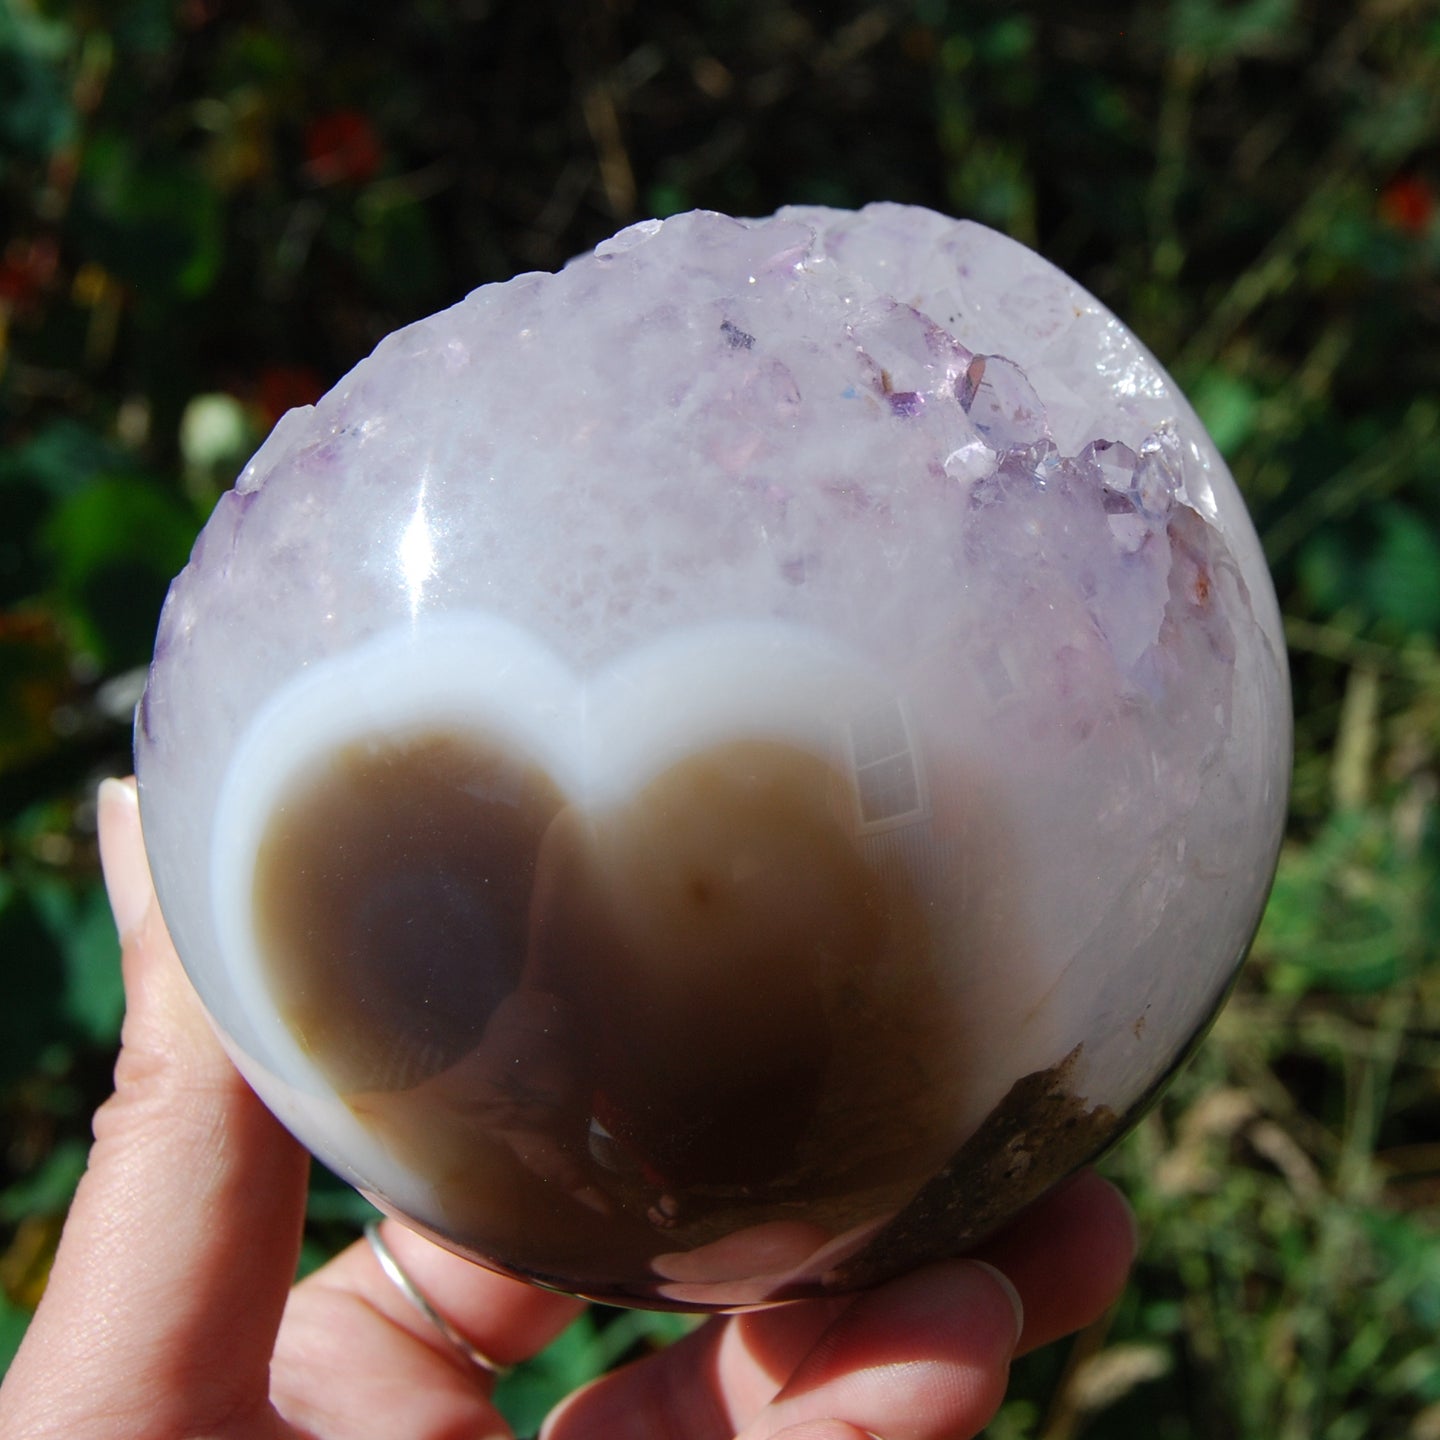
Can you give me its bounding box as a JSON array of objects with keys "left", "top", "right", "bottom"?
[{"left": 135, "top": 204, "right": 1291, "bottom": 1310}]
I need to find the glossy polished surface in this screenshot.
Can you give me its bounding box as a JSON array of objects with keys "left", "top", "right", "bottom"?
[{"left": 136, "top": 205, "right": 1291, "bottom": 1309}]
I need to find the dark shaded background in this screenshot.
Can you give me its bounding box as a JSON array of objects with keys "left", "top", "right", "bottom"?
[{"left": 4, "top": 2, "right": 1440, "bottom": 1435}]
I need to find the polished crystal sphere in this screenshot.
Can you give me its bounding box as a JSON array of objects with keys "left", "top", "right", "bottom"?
[{"left": 135, "top": 204, "right": 1291, "bottom": 1310}]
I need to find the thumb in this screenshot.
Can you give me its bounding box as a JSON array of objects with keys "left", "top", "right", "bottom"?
[{"left": 0, "top": 778, "right": 309, "bottom": 1440}]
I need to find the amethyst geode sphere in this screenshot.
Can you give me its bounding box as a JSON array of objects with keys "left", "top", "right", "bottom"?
[{"left": 135, "top": 204, "right": 1290, "bottom": 1309}]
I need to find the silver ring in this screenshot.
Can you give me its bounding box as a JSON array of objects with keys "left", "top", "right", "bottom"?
[{"left": 364, "top": 1220, "right": 514, "bottom": 1380}]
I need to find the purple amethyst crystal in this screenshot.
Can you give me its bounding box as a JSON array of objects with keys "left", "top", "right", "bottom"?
[{"left": 135, "top": 204, "right": 1290, "bottom": 1310}]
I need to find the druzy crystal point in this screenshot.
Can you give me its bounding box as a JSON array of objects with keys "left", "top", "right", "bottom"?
[{"left": 136, "top": 204, "right": 1290, "bottom": 1310}]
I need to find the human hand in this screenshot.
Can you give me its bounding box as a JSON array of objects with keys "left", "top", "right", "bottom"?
[{"left": 0, "top": 778, "right": 1136, "bottom": 1440}]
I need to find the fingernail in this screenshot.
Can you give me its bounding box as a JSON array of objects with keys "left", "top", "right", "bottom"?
[
  {"left": 968, "top": 1260, "right": 1025, "bottom": 1345},
  {"left": 98, "top": 777, "right": 154, "bottom": 940}
]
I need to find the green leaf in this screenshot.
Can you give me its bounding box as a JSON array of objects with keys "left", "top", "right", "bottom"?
[
  {"left": 0, "top": 419, "right": 145, "bottom": 611},
  {"left": 1363, "top": 1211, "right": 1440, "bottom": 1330},
  {"left": 73, "top": 134, "right": 225, "bottom": 298},
  {"left": 294, "top": 1236, "right": 333, "bottom": 1281},
  {"left": 1365, "top": 505, "right": 1440, "bottom": 633},
  {"left": 0, "top": 888, "right": 68, "bottom": 1084},
  {"left": 1255, "top": 814, "right": 1428, "bottom": 995},
  {"left": 979, "top": 16, "right": 1033, "bottom": 64},
  {"left": 1170, "top": 0, "right": 1297, "bottom": 58},
  {"left": 352, "top": 193, "right": 443, "bottom": 307},
  {"left": 492, "top": 1305, "right": 698, "bottom": 1433},
  {"left": 588, "top": 1307, "right": 697, "bottom": 1370},
  {"left": 42, "top": 475, "right": 198, "bottom": 666},
  {"left": 1297, "top": 503, "right": 1440, "bottom": 636},
  {"left": 0, "top": 4, "right": 76, "bottom": 163},
  {"left": 1346, "top": 84, "right": 1434, "bottom": 167},
  {"left": 305, "top": 1165, "right": 381, "bottom": 1228},
  {"left": 646, "top": 182, "right": 689, "bottom": 219},
  {"left": 494, "top": 1312, "right": 607, "bottom": 1434},
  {"left": 0, "top": 1139, "right": 88, "bottom": 1224},
  {"left": 1191, "top": 369, "right": 1260, "bottom": 456},
  {"left": 0, "top": 1291, "right": 31, "bottom": 1377},
  {"left": 0, "top": 420, "right": 128, "bottom": 502},
  {"left": 1295, "top": 528, "right": 1356, "bottom": 617},
  {"left": 27, "top": 878, "right": 124, "bottom": 1046},
  {"left": 111, "top": 0, "right": 176, "bottom": 58}
]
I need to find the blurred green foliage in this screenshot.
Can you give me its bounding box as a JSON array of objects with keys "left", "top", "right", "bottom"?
[{"left": 3, "top": 0, "right": 1440, "bottom": 1435}]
